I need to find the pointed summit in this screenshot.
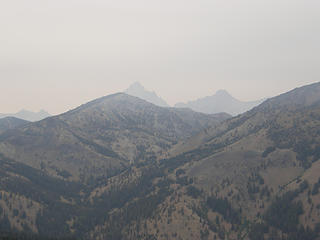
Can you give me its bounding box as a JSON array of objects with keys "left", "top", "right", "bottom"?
[
  {"left": 175, "top": 89, "right": 264, "bottom": 116},
  {"left": 215, "top": 89, "right": 233, "bottom": 98},
  {"left": 125, "top": 82, "right": 170, "bottom": 107},
  {"left": 127, "top": 82, "right": 146, "bottom": 91},
  {"left": 215, "top": 89, "right": 230, "bottom": 95}
]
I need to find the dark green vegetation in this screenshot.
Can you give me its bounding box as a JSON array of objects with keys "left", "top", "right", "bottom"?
[
  {"left": 0, "top": 83, "right": 320, "bottom": 239},
  {"left": 0, "top": 231, "right": 75, "bottom": 240}
]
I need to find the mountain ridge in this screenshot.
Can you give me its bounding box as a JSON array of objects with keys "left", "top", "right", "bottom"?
[
  {"left": 0, "top": 117, "right": 30, "bottom": 134},
  {"left": 0, "top": 83, "right": 320, "bottom": 239},
  {"left": 175, "top": 89, "right": 265, "bottom": 116},
  {"left": 170, "top": 82, "right": 320, "bottom": 157},
  {"left": 0, "top": 109, "right": 51, "bottom": 122},
  {"left": 0, "top": 93, "right": 229, "bottom": 182}
]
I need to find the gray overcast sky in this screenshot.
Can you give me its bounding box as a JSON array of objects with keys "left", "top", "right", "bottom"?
[{"left": 1, "top": 0, "right": 319, "bottom": 114}]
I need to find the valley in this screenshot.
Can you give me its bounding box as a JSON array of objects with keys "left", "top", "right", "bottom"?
[{"left": 0, "top": 83, "right": 320, "bottom": 240}]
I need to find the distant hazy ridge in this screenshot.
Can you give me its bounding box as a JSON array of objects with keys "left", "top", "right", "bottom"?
[{"left": 0, "top": 109, "right": 50, "bottom": 122}]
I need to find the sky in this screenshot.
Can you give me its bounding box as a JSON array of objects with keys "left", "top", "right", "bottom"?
[{"left": 1, "top": 0, "right": 319, "bottom": 115}]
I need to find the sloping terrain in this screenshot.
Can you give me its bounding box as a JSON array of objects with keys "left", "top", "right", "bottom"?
[
  {"left": 170, "top": 82, "right": 320, "bottom": 159},
  {"left": 0, "top": 83, "right": 320, "bottom": 240},
  {"left": 0, "top": 110, "right": 50, "bottom": 122},
  {"left": 0, "top": 93, "right": 228, "bottom": 182},
  {"left": 152, "top": 82, "right": 320, "bottom": 239},
  {"left": 87, "top": 82, "right": 320, "bottom": 240},
  {"left": 0, "top": 117, "right": 29, "bottom": 134}
]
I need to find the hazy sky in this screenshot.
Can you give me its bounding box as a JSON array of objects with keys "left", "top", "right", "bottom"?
[{"left": 1, "top": 0, "right": 319, "bottom": 114}]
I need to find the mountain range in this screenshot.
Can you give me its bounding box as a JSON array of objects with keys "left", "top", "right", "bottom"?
[
  {"left": 125, "top": 82, "right": 264, "bottom": 116},
  {"left": 0, "top": 93, "right": 229, "bottom": 182},
  {"left": 0, "top": 109, "right": 51, "bottom": 122},
  {"left": 0, "top": 82, "right": 319, "bottom": 240},
  {"left": 175, "top": 89, "right": 265, "bottom": 116}
]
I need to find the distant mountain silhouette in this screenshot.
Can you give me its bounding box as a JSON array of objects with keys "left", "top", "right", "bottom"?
[
  {"left": 175, "top": 89, "right": 264, "bottom": 116},
  {"left": 0, "top": 109, "right": 51, "bottom": 122},
  {"left": 125, "top": 82, "right": 170, "bottom": 107}
]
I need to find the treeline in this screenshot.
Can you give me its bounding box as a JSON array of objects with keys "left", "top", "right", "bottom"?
[
  {"left": 74, "top": 166, "right": 171, "bottom": 238},
  {"left": 267, "top": 118, "right": 320, "bottom": 169},
  {"left": 206, "top": 196, "right": 241, "bottom": 225},
  {"left": 0, "top": 231, "right": 76, "bottom": 240},
  {"left": 249, "top": 189, "right": 320, "bottom": 240}
]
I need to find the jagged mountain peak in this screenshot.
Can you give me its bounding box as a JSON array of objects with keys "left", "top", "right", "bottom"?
[
  {"left": 125, "top": 82, "right": 170, "bottom": 107},
  {"left": 175, "top": 89, "right": 264, "bottom": 116},
  {"left": 127, "top": 81, "right": 146, "bottom": 91},
  {"left": 215, "top": 89, "right": 232, "bottom": 97}
]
